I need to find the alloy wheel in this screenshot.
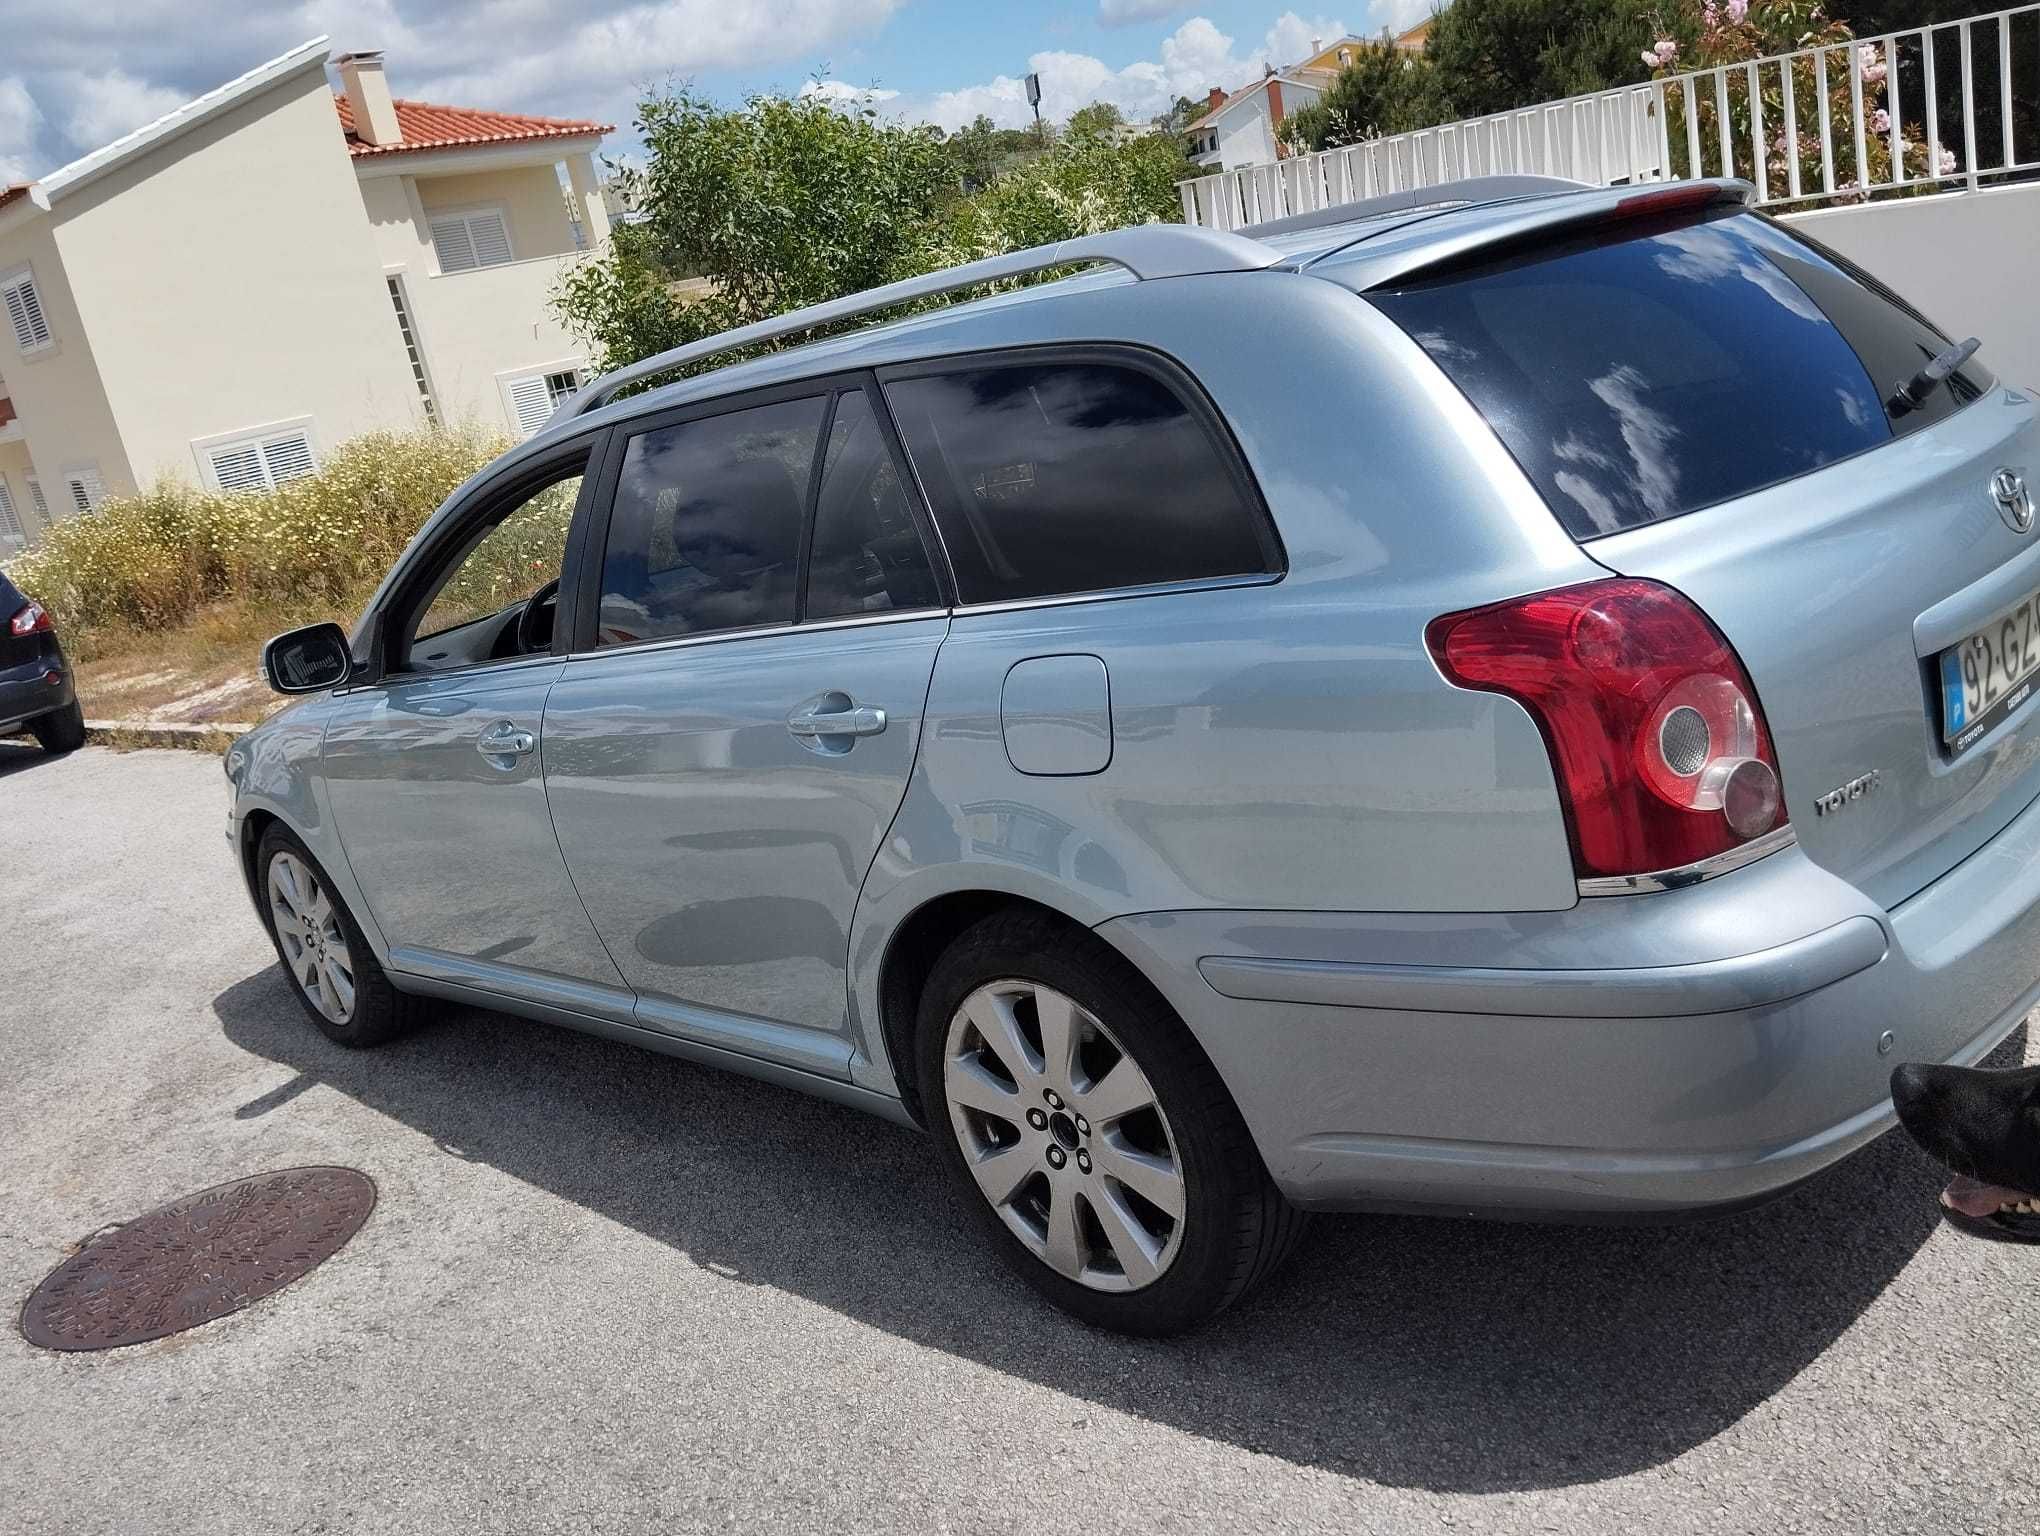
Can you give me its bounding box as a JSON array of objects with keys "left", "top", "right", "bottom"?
[
  {"left": 268, "top": 851, "right": 356, "bottom": 1025},
  {"left": 942, "top": 979, "right": 1186, "bottom": 1292}
]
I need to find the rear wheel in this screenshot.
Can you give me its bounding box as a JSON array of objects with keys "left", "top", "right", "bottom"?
[
  {"left": 257, "top": 825, "right": 420, "bottom": 1047},
  {"left": 916, "top": 909, "right": 1305, "bottom": 1335},
  {"left": 30, "top": 700, "right": 85, "bottom": 753}
]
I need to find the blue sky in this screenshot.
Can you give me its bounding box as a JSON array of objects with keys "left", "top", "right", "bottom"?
[{"left": 0, "top": 0, "right": 1434, "bottom": 183}]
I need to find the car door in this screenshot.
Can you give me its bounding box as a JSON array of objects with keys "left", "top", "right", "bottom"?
[
  {"left": 321, "top": 435, "right": 631, "bottom": 1008},
  {"left": 541, "top": 376, "right": 949, "bottom": 1076}
]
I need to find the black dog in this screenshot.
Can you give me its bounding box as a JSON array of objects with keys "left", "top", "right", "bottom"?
[{"left": 1891, "top": 1061, "right": 2040, "bottom": 1241}]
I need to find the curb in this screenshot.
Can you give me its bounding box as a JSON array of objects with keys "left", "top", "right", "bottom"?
[{"left": 85, "top": 718, "right": 254, "bottom": 752}]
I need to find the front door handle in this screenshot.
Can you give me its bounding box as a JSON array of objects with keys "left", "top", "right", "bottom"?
[
  {"left": 787, "top": 699, "right": 888, "bottom": 740},
  {"left": 477, "top": 721, "right": 536, "bottom": 766}
]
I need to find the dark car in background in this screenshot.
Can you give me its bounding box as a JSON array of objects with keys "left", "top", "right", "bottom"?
[{"left": 0, "top": 570, "right": 84, "bottom": 754}]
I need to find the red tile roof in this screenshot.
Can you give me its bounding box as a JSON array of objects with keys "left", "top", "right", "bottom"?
[
  {"left": 335, "top": 95, "right": 611, "bottom": 158},
  {"left": 0, "top": 183, "right": 29, "bottom": 210}
]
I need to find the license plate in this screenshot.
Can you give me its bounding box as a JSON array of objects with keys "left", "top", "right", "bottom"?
[{"left": 1940, "top": 589, "right": 2040, "bottom": 754}]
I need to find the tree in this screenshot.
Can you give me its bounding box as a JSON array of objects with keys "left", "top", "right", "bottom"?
[
  {"left": 1066, "top": 101, "right": 1126, "bottom": 140},
  {"left": 557, "top": 87, "right": 954, "bottom": 378},
  {"left": 557, "top": 86, "right": 1193, "bottom": 379},
  {"left": 1280, "top": 35, "right": 1439, "bottom": 153},
  {"left": 945, "top": 114, "right": 1002, "bottom": 193},
  {"left": 1421, "top": 0, "right": 1666, "bottom": 118}
]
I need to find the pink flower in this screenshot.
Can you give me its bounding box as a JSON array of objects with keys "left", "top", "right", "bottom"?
[
  {"left": 1859, "top": 43, "right": 1887, "bottom": 85},
  {"left": 1641, "top": 48, "right": 1660, "bottom": 67},
  {"left": 1726, "top": 0, "right": 1748, "bottom": 20},
  {"left": 1652, "top": 38, "right": 1679, "bottom": 65},
  {"left": 1938, "top": 147, "right": 1959, "bottom": 176},
  {"left": 1871, "top": 107, "right": 1891, "bottom": 134}
]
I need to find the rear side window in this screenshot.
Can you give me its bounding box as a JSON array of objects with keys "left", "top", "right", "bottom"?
[
  {"left": 596, "top": 396, "right": 824, "bottom": 646},
  {"left": 1372, "top": 211, "right": 1993, "bottom": 538},
  {"left": 885, "top": 358, "right": 1278, "bottom": 604}
]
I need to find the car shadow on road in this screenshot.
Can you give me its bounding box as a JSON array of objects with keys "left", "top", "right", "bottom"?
[
  {"left": 0, "top": 739, "right": 58, "bottom": 778},
  {"left": 213, "top": 967, "right": 1994, "bottom": 1495}
]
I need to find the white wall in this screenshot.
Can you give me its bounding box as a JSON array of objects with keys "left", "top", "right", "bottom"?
[
  {"left": 1784, "top": 183, "right": 2040, "bottom": 392},
  {"left": 52, "top": 67, "right": 423, "bottom": 492}
]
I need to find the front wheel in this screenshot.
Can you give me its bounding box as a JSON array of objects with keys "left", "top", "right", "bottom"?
[
  {"left": 257, "top": 825, "right": 421, "bottom": 1048},
  {"left": 916, "top": 909, "right": 1305, "bottom": 1335}
]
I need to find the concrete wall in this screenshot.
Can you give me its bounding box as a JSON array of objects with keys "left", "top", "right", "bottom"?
[
  {"left": 1784, "top": 183, "right": 2040, "bottom": 392},
  {"left": 51, "top": 66, "right": 423, "bottom": 493},
  {"left": 0, "top": 207, "right": 133, "bottom": 502}
]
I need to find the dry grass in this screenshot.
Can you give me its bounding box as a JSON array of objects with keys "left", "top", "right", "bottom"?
[{"left": 3, "top": 426, "right": 504, "bottom": 726}]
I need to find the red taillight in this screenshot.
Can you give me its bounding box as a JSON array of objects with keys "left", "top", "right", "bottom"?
[
  {"left": 8, "top": 601, "right": 51, "bottom": 637},
  {"left": 1426, "top": 578, "right": 1786, "bottom": 882}
]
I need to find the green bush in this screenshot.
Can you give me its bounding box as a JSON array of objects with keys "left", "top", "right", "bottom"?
[{"left": 4, "top": 427, "right": 501, "bottom": 642}]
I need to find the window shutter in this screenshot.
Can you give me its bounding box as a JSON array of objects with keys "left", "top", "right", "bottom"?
[
  {"left": 506, "top": 375, "right": 554, "bottom": 438},
  {"left": 430, "top": 215, "right": 479, "bottom": 274},
  {"left": 25, "top": 476, "right": 47, "bottom": 521},
  {"left": 0, "top": 479, "right": 20, "bottom": 543},
  {"left": 66, "top": 469, "right": 104, "bottom": 514},
  {"left": 468, "top": 211, "right": 512, "bottom": 267},
  {"left": 259, "top": 432, "right": 316, "bottom": 485},
  {"left": 3, "top": 276, "right": 51, "bottom": 352},
  {"left": 208, "top": 443, "right": 268, "bottom": 493}
]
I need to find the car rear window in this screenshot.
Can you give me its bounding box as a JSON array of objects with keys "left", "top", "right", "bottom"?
[
  {"left": 884, "top": 358, "right": 1280, "bottom": 604},
  {"left": 1370, "top": 210, "right": 1993, "bottom": 538}
]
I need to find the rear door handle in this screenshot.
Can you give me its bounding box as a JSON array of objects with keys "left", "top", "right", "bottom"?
[
  {"left": 787, "top": 701, "right": 888, "bottom": 739},
  {"left": 477, "top": 721, "right": 536, "bottom": 765}
]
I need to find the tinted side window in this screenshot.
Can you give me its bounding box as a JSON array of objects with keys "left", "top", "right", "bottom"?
[
  {"left": 806, "top": 390, "right": 940, "bottom": 621},
  {"left": 596, "top": 397, "right": 825, "bottom": 646},
  {"left": 885, "top": 360, "right": 1275, "bottom": 604},
  {"left": 1371, "top": 211, "right": 1991, "bottom": 539}
]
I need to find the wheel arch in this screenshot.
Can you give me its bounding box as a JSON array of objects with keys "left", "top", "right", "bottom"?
[{"left": 873, "top": 888, "right": 1184, "bottom": 1129}]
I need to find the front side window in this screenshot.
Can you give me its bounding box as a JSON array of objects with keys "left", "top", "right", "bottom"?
[
  {"left": 405, "top": 465, "right": 582, "bottom": 669},
  {"left": 884, "top": 358, "right": 1277, "bottom": 605},
  {"left": 595, "top": 396, "right": 826, "bottom": 646}
]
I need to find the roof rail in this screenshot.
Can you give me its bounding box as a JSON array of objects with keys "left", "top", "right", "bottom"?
[
  {"left": 553, "top": 222, "right": 1282, "bottom": 424},
  {"left": 1246, "top": 174, "right": 1590, "bottom": 240}
]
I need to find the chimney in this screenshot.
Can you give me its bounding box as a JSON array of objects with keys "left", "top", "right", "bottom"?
[
  {"left": 1311, "top": 36, "right": 1323, "bottom": 54},
  {"left": 1206, "top": 86, "right": 1225, "bottom": 112},
  {"left": 336, "top": 50, "right": 401, "bottom": 147}
]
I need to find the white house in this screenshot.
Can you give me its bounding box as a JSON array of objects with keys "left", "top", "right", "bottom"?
[
  {"left": 1185, "top": 27, "right": 1433, "bottom": 172},
  {"left": 0, "top": 37, "right": 612, "bottom": 549}
]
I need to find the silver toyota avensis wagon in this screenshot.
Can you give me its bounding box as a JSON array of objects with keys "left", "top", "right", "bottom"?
[{"left": 232, "top": 175, "right": 2040, "bottom": 1333}]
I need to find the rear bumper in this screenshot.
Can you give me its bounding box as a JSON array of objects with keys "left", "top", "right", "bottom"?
[
  {"left": 0, "top": 652, "right": 74, "bottom": 733},
  {"left": 1099, "top": 797, "right": 2040, "bottom": 1218}
]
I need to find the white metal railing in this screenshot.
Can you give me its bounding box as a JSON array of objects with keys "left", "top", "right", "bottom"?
[{"left": 1179, "top": 3, "right": 2040, "bottom": 228}]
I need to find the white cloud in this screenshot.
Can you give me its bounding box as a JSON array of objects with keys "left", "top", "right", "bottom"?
[
  {"left": 0, "top": 77, "right": 41, "bottom": 183},
  {"left": 898, "top": 11, "right": 1346, "bottom": 132},
  {"left": 798, "top": 79, "right": 901, "bottom": 106},
  {"left": 1097, "top": 0, "right": 1186, "bottom": 26},
  {"left": 60, "top": 69, "right": 189, "bottom": 151}
]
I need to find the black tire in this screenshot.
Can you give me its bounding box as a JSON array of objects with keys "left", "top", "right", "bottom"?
[
  {"left": 30, "top": 699, "right": 85, "bottom": 753},
  {"left": 915, "top": 908, "right": 1306, "bottom": 1336},
  {"left": 256, "top": 824, "right": 422, "bottom": 1048}
]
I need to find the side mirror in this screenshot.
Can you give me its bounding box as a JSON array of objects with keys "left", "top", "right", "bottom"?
[{"left": 262, "top": 623, "right": 355, "bottom": 695}]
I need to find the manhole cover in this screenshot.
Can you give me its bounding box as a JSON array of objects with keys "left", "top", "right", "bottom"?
[{"left": 19, "top": 1167, "right": 375, "bottom": 1352}]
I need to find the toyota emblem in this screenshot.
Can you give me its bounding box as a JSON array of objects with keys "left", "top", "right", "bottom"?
[{"left": 1992, "top": 468, "right": 2034, "bottom": 533}]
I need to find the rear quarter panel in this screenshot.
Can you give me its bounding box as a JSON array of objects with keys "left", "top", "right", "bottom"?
[{"left": 845, "top": 271, "right": 1608, "bottom": 1089}]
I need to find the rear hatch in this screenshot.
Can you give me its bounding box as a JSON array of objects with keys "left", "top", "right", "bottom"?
[{"left": 1368, "top": 200, "right": 2039, "bottom": 908}]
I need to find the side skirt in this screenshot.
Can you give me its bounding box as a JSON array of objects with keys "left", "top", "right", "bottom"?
[{"left": 390, "top": 969, "right": 919, "bottom": 1130}]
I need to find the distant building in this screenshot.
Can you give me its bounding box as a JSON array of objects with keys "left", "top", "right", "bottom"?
[
  {"left": 1184, "top": 23, "right": 1435, "bottom": 173},
  {"left": 0, "top": 37, "right": 612, "bottom": 549}
]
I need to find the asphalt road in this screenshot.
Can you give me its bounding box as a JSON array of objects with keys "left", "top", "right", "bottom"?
[{"left": 3, "top": 742, "right": 2038, "bottom": 1534}]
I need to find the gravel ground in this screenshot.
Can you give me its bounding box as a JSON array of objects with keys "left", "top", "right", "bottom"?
[{"left": 2, "top": 742, "right": 2037, "bottom": 1534}]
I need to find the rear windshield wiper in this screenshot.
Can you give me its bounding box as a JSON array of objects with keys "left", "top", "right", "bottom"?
[{"left": 1888, "top": 336, "right": 1982, "bottom": 417}]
